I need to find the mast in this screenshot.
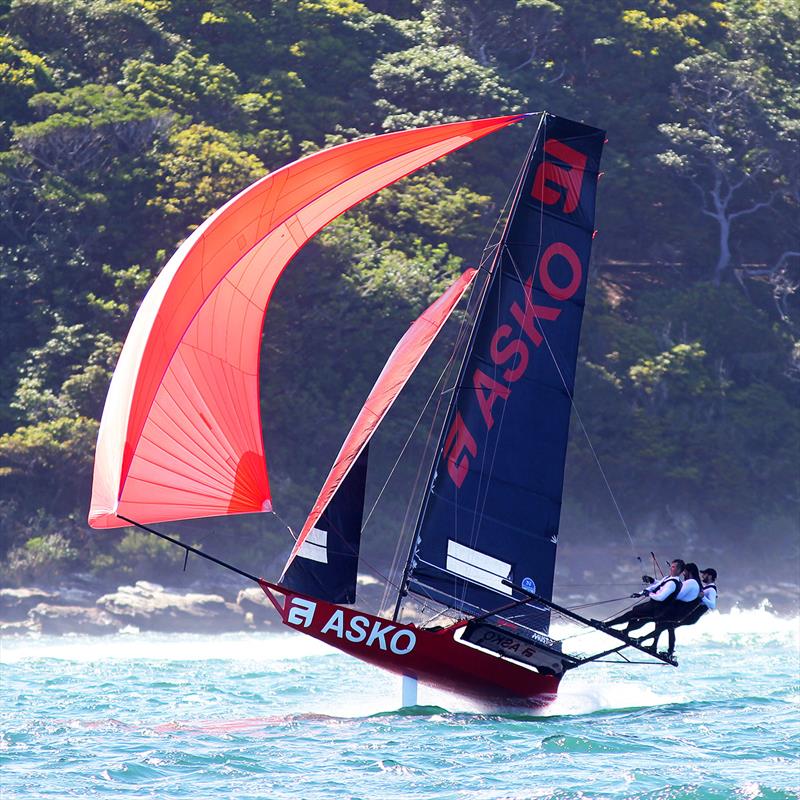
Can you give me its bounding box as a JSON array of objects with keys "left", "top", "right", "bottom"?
[{"left": 393, "top": 114, "right": 546, "bottom": 621}]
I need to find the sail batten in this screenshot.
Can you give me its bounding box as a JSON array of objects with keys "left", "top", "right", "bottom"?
[{"left": 89, "top": 115, "right": 524, "bottom": 529}]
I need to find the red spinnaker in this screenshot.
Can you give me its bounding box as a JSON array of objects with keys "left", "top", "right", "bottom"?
[
  {"left": 89, "top": 115, "right": 524, "bottom": 529},
  {"left": 282, "top": 268, "right": 477, "bottom": 576}
]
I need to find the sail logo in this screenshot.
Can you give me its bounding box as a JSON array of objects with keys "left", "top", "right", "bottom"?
[
  {"left": 285, "top": 596, "right": 417, "bottom": 655},
  {"left": 531, "top": 138, "right": 587, "bottom": 213},
  {"left": 443, "top": 137, "right": 588, "bottom": 489}
]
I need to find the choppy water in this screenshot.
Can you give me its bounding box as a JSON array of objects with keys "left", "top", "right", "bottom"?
[{"left": 1, "top": 605, "right": 798, "bottom": 799}]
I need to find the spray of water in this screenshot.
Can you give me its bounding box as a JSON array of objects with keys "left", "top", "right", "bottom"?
[{"left": 2, "top": 603, "right": 796, "bottom": 720}]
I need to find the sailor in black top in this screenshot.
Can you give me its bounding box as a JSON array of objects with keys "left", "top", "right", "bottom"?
[{"left": 603, "top": 559, "right": 685, "bottom": 633}]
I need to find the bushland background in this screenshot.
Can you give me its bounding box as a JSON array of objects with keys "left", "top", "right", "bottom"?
[{"left": 1, "top": 0, "right": 797, "bottom": 608}]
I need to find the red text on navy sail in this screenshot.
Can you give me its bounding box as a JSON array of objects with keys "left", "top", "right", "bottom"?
[{"left": 442, "top": 137, "right": 588, "bottom": 488}]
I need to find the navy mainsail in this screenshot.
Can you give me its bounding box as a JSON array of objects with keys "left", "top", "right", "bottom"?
[{"left": 403, "top": 114, "right": 605, "bottom": 635}]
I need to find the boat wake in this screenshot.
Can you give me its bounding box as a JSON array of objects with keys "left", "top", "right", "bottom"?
[
  {"left": 2, "top": 605, "right": 795, "bottom": 722},
  {"left": 530, "top": 678, "right": 685, "bottom": 717}
]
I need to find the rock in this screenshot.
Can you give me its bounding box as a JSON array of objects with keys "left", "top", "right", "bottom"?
[
  {"left": 0, "top": 588, "right": 57, "bottom": 622},
  {"left": 236, "top": 586, "right": 277, "bottom": 627},
  {"left": 0, "top": 618, "right": 39, "bottom": 636},
  {"left": 97, "top": 580, "right": 245, "bottom": 633},
  {"left": 28, "top": 603, "right": 122, "bottom": 636}
]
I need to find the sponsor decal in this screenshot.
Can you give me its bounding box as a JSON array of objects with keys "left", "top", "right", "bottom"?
[
  {"left": 467, "top": 622, "right": 558, "bottom": 652},
  {"left": 286, "top": 596, "right": 316, "bottom": 628},
  {"left": 442, "top": 136, "right": 589, "bottom": 489},
  {"left": 286, "top": 597, "right": 417, "bottom": 655}
]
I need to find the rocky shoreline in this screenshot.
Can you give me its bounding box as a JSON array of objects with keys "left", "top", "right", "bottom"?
[
  {"left": 0, "top": 581, "right": 280, "bottom": 636},
  {"left": 1, "top": 570, "right": 796, "bottom": 637},
  {"left": 0, "top": 571, "right": 395, "bottom": 637}
]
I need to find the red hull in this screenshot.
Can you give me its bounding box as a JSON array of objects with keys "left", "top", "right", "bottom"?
[{"left": 260, "top": 581, "right": 560, "bottom": 706}]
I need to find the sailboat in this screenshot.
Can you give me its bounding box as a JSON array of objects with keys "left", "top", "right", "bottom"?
[{"left": 89, "top": 112, "right": 673, "bottom": 707}]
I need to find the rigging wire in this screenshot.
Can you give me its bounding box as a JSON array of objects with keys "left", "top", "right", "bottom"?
[
  {"left": 374, "top": 263, "right": 491, "bottom": 613},
  {"left": 361, "top": 287, "right": 478, "bottom": 533},
  {"left": 271, "top": 514, "right": 403, "bottom": 600},
  {"left": 272, "top": 502, "right": 405, "bottom": 603},
  {"left": 270, "top": 510, "right": 297, "bottom": 541},
  {"left": 651, "top": 551, "right": 664, "bottom": 578},
  {"left": 376, "top": 366, "right": 454, "bottom": 612},
  {"left": 564, "top": 595, "right": 636, "bottom": 611}
]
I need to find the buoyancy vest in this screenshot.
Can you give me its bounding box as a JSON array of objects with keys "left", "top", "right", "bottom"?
[
  {"left": 700, "top": 582, "right": 718, "bottom": 610},
  {"left": 671, "top": 582, "right": 716, "bottom": 623},
  {"left": 651, "top": 575, "right": 681, "bottom": 602}
]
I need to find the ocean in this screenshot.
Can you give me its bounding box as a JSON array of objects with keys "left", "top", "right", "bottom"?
[{"left": 1, "top": 604, "right": 797, "bottom": 799}]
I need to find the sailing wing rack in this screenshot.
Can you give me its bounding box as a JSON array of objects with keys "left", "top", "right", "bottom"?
[{"left": 467, "top": 581, "right": 679, "bottom": 670}]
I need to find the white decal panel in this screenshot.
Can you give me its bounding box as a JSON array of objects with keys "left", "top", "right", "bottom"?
[
  {"left": 446, "top": 540, "right": 512, "bottom": 595},
  {"left": 297, "top": 527, "right": 328, "bottom": 563},
  {"left": 287, "top": 597, "right": 317, "bottom": 628}
]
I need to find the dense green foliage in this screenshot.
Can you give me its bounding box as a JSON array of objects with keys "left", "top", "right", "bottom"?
[{"left": 0, "top": 0, "right": 797, "bottom": 583}]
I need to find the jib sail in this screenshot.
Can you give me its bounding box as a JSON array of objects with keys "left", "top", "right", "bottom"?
[
  {"left": 403, "top": 114, "right": 605, "bottom": 636},
  {"left": 281, "top": 269, "right": 478, "bottom": 603},
  {"left": 282, "top": 446, "right": 369, "bottom": 604}
]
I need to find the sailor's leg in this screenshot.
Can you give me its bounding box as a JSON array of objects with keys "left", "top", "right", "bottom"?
[
  {"left": 607, "top": 600, "right": 654, "bottom": 629},
  {"left": 637, "top": 623, "right": 661, "bottom": 646},
  {"left": 626, "top": 618, "right": 651, "bottom": 636},
  {"left": 678, "top": 605, "right": 707, "bottom": 628},
  {"left": 666, "top": 627, "right": 676, "bottom": 656},
  {"left": 605, "top": 608, "right": 638, "bottom": 627}
]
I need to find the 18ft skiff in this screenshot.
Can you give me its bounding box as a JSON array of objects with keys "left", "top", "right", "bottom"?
[{"left": 89, "top": 112, "right": 674, "bottom": 706}]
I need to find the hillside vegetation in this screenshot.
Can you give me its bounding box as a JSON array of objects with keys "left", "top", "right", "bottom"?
[{"left": 1, "top": 0, "right": 797, "bottom": 585}]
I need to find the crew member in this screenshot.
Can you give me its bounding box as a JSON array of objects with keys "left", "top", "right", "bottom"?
[
  {"left": 633, "top": 563, "right": 701, "bottom": 656},
  {"left": 638, "top": 565, "right": 717, "bottom": 659},
  {"left": 601, "top": 559, "right": 684, "bottom": 633}
]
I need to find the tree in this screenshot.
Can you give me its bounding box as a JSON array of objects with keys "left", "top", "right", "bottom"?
[
  {"left": 149, "top": 123, "right": 265, "bottom": 227},
  {"left": 0, "top": 34, "right": 54, "bottom": 138},
  {"left": 14, "top": 84, "right": 172, "bottom": 176},
  {"left": 6, "top": 0, "right": 175, "bottom": 83},
  {"left": 657, "top": 7, "right": 798, "bottom": 284},
  {"left": 372, "top": 43, "right": 522, "bottom": 129},
  {"left": 122, "top": 51, "right": 242, "bottom": 128},
  {"left": 419, "top": 0, "right": 563, "bottom": 74}
]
